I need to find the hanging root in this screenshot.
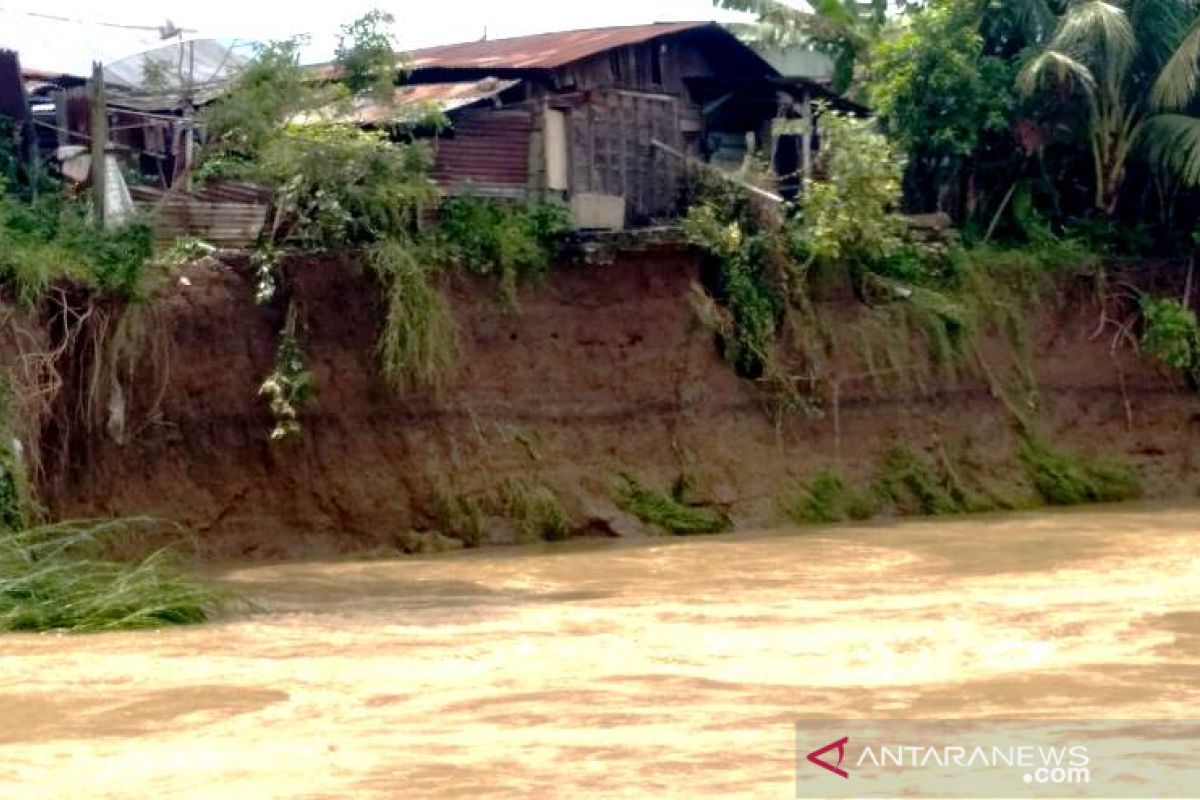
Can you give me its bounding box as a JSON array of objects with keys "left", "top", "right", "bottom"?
[
  {"left": 70, "top": 299, "right": 172, "bottom": 444},
  {"left": 27, "top": 288, "right": 175, "bottom": 492}
]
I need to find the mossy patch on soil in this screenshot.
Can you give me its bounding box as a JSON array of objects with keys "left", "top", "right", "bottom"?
[{"left": 1019, "top": 441, "right": 1142, "bottom": 506}]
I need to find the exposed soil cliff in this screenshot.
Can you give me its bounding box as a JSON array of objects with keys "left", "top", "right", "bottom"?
[{"left": 20, "top": 244, "right": 1200, "bottom": 558}]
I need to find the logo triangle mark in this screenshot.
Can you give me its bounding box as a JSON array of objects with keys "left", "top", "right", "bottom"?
[{"left": 807, "top": 736, "right": 850, "bottom": 779}]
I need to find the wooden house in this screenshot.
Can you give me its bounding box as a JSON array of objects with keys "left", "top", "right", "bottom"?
[{"left": 391, "top": 22, "right": 858, "bottom": 229}]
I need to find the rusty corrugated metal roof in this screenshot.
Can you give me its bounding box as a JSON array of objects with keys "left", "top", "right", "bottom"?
[
  {"left": 396, "top": 79, "right": 519, "bottom": 111},
  {"left": 408, "top": 21, "right": 713, "bottom": 71},
  {"left": 348, "top": 78, "right": 520, "bottom": 123}
]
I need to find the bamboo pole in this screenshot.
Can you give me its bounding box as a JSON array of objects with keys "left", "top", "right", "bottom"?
[{"left": 650, "top": 138, "right": 784, "bottom": 204}]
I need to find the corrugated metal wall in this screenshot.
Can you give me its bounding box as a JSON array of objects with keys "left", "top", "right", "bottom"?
[
  {"left": 130, "top": 183, "right": 269, "bottom": 249},
  {"left": 433, "top": 109, "right": 532, "bottom": 194}
]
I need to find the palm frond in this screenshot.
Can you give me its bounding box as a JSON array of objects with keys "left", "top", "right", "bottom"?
[
  {"left": 1142, "top": 112, "right": 1200, "bottom": 185},
  {"left": 1009, "top": 0, "right": 1061, "bottom": 44},
  {"left": 712, "top": 0, "right": 858, "bottom": 46},
  {"left": 1153, "top": 16, "right": 1200, "bottom": 109},
  {"left": 1050, "top": 0, "right": 1136, "bottom": 78},
  {"left": 1131, "top": 0, "right": 1190, "bottom": 70},
  {"left": 1019, "top": 49, "right": 1100, "bottom": 110}
]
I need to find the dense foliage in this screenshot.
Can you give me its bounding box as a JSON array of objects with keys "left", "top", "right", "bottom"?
[
  {"left": 0, "top": 184, "right": 154, "bottom": 306},
  {"left": 869, "top": 0, "right": 1018, "bottom": 217},
  {"left": 860, "top": 0, "right": 1200, "bottom": 242},
  {"left": 684, "top": 178, "right": 790, "bottom": 378},
  {"left": 198, "top": 15, "right": 571, "bottom": 414},
  {"left": 439, "top": 197, "right": 572, "bottom": 306},
  {"left": 793, "top": 111, "right": 908, "bottom": 271},
  {"left": 685, "top": 111, "right": 910, "bottom": 380},
  {"left": 335, "top": 9, "right": 403, "bottom": 102},
  {"left": 1141, "top": 295, "right": 1200, "bottom": 384},
  {"left": 258, "top": 124, "right": 434, "bottom": 247}
]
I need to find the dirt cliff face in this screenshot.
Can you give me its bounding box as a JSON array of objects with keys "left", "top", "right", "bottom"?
[{"left": 29, "top": 246, "right": 1200, "bottom": 558}]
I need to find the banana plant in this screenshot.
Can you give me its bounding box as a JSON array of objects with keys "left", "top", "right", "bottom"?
[{"left": 713, "top": 0, "right": 892, "bottom": 92}]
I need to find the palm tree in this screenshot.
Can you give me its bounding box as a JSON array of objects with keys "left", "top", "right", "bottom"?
[
  {"left": 1019, "top": 0, "right": 1200, "bottom": 215},
  {"left": 1145, "top": 8, "right": 1200, "bottom": 185}
]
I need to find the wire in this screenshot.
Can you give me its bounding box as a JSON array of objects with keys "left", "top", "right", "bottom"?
[{"left": 0, "top": 6, "right": 198, "bottom": 35}]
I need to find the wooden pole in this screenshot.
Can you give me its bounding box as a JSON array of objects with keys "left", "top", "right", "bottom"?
[
  {"left": 89, "top": 61, "right": 108, "bottom": 229},
  {"left": 800, "top": 89, "right": 813, "bottom": 185}
]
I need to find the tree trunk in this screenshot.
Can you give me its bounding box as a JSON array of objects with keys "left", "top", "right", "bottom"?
[{"left": 1095, "top": 150, "right": 1125, "bottom": 217}]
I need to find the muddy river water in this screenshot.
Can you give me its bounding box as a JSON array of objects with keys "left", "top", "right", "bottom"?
[{"left": 1, "top": 505, "right": 1198, "bottom": 798}]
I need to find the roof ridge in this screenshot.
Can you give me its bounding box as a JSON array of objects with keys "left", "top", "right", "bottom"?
[{"left": 408, "top": 21, "right": 715, "bottom": 56}]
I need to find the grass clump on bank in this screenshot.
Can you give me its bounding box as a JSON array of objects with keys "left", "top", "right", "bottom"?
[
  {"left": 616, "top": 473, "right": 731, "bottom": 536},
  {"left": 432, "top": 488, "right": 486, "bottom": 548},
  {"left": 368, "top": 238, "right": 459, "bottom": 393},
  {"left": 432, "top": 478, "right": 572, "bottom": 547},
  {"left": 874, "top": 446, "right": 976, "bottom": 516},
  {"left": 780, "top": 472, "right": 875, "bottom": 524},
  {"left": 1019, "top": 441, "right": 1142, "bottom": 506},
  {"left": 494, "top": 478, "right": 570, "bottom": 543},
  {"left": 0, "top": 519, "right": 226, "bottom": 633}
]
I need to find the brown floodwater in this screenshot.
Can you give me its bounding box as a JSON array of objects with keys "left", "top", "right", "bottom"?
[{"left": 1, "top": 505, "right": 1198, "bottom": 798}]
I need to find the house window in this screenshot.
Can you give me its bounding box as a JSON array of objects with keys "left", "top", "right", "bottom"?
[
  {"left": 610, "top": 50, "right": 623, "bottom": 82},
  {"left": 651, "top": 45, "right": 663, "bottom": 86}
]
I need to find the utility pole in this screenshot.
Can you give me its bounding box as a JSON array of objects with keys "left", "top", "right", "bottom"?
[{"left": 89, "top": 61, "right": 108, "bottom": 228}]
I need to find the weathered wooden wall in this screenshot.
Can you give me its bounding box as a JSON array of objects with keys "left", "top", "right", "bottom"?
[{"left": 566, "top": 90, "right": 684, "bottom": 223}]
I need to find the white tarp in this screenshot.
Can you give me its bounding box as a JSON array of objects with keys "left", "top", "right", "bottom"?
[{"left": 102, "top": 154, "right": 134, "bottom": 228}]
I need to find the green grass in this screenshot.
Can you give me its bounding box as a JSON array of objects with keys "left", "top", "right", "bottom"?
[
  {"left": 494, "top": 479, "right": 571, "bottom": 543},
  {"left": 368, "top": 238, "right": 459, "bottom": 393},
  {"left": 780, "top": 472, "right": 875, "bottom": 524},
  {"left": 875, "top": 446, "right": 972, "bottom": 516},
  {"left": 432, "top": 479, "right": 572, "bottom": 547},
  {"left": 1019, "top": 441, "right": 1142, "bottom": 506},
  {"left": 0, "top": 519, "right": 227, "bottom": 633},
  {"left": 616, "top": 473, "right": 731, "bottom": 536},
  {"left": 0, "top": 195, "right": 155, "bottom": 306},
  {"left": 432, "top": 488, "right": 486, "bottom": 548}
]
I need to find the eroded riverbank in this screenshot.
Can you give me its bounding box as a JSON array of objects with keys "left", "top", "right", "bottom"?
[{"left": 2, "top": 505, "right": 1199, "bottom": 798}]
